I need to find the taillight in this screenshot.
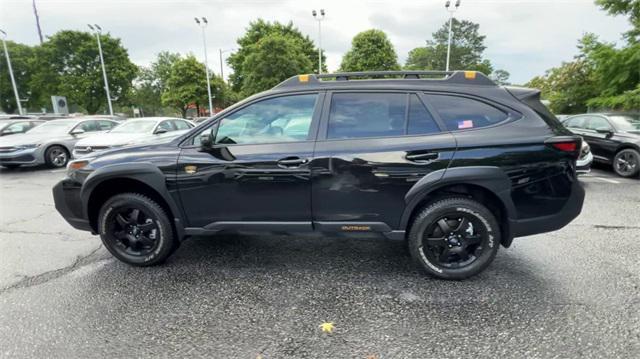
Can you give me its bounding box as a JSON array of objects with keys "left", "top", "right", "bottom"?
[{"left": 545, "top": 136, "right": 581, "bottom": 158}]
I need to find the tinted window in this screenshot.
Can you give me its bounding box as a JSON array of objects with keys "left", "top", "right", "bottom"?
[
  {"left": 157, "top": 121, "right": 175, "bottom": 132},
  {"left": 585, "top": 116, "right": 612, "bottom": 131},
  {"left": 215, "top": 94, "right": 317, "bottom": 145},
  {"left": 78, "top": 121, "right": 98, "bottom": 132},
  {"left": 5, "top": 122, "right": 29, "bottom": 133},
  {"left": 97, "top": 120, "right": 115, "bottom": 130},
  {"left": 328, "top": 93, "right": 406, "bottom": 139},
  {"left": 173, "top": 120, "right": 192, "bottom": 130},
  {"left": 408, "top": 95, "right": 440, "bottom": 135},
  {"left": 426, "top": 95, "right": 508, "bottom": 131},
  {"left": 565, "top": 116, "right": 586, "bottom": 129}
]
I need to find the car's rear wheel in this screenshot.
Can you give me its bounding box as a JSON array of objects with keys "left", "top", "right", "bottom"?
[
  {"left": 408, "top": 197, "right": 500, "bottom": 280},
  {"left": 613, "top": 149, "right": 640, "bottom": 178},
  {"left": 44, "top": 145, "right": 69, "bottom": 168},
  {"left": 98, "top": 193, "right": 177, "bottom": 266}
]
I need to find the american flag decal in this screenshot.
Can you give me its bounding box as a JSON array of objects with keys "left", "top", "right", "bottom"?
[{"left": 458, "top": 120, "right": 474, "bottom": 129}]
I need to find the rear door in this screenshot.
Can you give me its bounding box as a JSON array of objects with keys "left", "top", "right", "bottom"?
[{"left": 311, "top": 91, "right": 456, "bottom": 231}]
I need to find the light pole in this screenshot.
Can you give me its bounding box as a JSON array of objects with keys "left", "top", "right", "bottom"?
[
  {"left": 219, "top": 48, "right": 235, "bottom": 82},
  {"left": 312, "top": 9, "right": 325, "bottom": 74},
  {"left": 195, "top": 17, "right": 214, "bottom": 116},
  {"left": 445, "top": 0, "right": 460, "bottom": 72},
  {"left": 0, "top": 29, "right": 24, "bottom": 115},
  {"left": 87, "top": 24, "right": 114, "bottom": 115}
]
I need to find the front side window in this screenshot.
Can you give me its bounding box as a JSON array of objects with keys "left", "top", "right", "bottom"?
[
  {"left": 98, "top": 120, "right": 115, "bottom": 130},
  {"left": 565, "top": 116, "right": 586, "bottom": 129},
  {"left": 173, "top": 120, "right": 192, "bottom": 130},
  {"left": 78, "top": 121, "right": 98, "bottom": 132},
  {"left": 215, "top": 94, "right": 317, "bottom": 145},
  {"left": 585, "top": 117, "right": 612, "bottom": 131},
  {"left": 157, "top": 121, "right": 175, "bottom": 132},
  {"left": 327, "top": 93, "right": 407, "bottom": 139},
  {"left": 425, "top": 94, "right": 509, "bottom": 131}
]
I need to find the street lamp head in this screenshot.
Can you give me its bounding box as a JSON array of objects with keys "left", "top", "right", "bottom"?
[
  {"left": 202, "top": 17, "right": 208, "bottom": 24},
  {"left": 94, "top": 24, "right": 102, "bottom": 32},
  {"left": 320, "top": 9, "right": 325, "bottom": 16},
  {"left": 87, "top": 24, "right": 94, "bottom": 31},
  {"left": 445, "top": 1, "right": 450, "bottom": 9},
  {"left": 455, "top": 0, "right": 461, "bottom": 8},
  {"left": 312, "top": 10, "right": 317, "bottom": 17},
  {"left": 194, "top": 17, "right": 200, "bottom": 24}
]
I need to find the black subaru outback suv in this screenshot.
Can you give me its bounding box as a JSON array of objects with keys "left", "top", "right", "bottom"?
[{"left": 53, "top": 71, "right": 585, "bottom": 279}]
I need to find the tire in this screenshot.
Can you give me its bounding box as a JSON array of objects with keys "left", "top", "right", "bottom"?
[
  {"left": 44, "top": 145, "right": 69, "bottom": 168},
  {"left": 612, "top": 149, "right": 640, "bottom": 178},
  {"left": 1, "top": 164, "right": 20, "bottom": 169},
  {"left": 408, "top": 197, "right": 500, "bottom": 280},
  {"left": 98, "top": 193, "right": 177, "bottom": 266}
]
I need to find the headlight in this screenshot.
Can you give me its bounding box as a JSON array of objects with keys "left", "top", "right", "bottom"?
[{"left": 16, "top": 144, "right": 40, "bottom": 149}]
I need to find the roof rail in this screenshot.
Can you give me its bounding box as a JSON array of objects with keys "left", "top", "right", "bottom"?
[{"left": 274, "top": 70, "right": 497, "bottom": 89}]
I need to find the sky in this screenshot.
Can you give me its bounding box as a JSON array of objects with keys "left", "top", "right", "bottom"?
[{"left": 0, "top": 0, "right": 632, "bottom": 85}]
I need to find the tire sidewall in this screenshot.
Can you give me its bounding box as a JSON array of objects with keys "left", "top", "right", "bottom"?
[
  {"left": 613, "top": 149, "right": 640, "bottom": 178},
  {"left": 409, "top": 198, "right": 500, "bottom": 280},
  {"left": 98, "top": 194, "right": 174, "bottom": 266}
]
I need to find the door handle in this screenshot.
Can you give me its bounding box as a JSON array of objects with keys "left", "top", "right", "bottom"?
[
  {"left": 405, "top": 152, "right": 439, "bottom": 163},
  {"left": 277, "top": 157, "right": 309, "bottom": 168}
]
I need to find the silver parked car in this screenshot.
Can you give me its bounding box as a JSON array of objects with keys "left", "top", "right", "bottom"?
[
  {"left": 73, "top": 117, "right": 194, "bottom": 158},
  {"left": 0, "top": 117, "right": 119, "bottom": 169}
]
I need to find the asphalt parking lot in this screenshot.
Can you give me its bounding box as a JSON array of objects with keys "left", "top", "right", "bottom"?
[{"left": 0, "top": 164, "right": 639, "bottom": 358}]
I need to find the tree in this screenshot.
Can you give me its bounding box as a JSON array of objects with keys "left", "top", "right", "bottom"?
[
  {"left": 405, "top": 18, "right": 493, "bottom": 74},
  {"left": 161, "top": 55, "right": 225, "bottom": 117},
  {"left": 596, "top": 0, "right": 640, "bottom": 43},
  {"left": 240, "top": 34, "right": 312, "bottom": 95},
  {"left": 34, "top": 30, "right": 138, "bottom": 114},
  {"left": 131, "top": 52, "right": 181, "bottom": 116},
  {"left": 0, "top": 41, "right": 38, "bottom": 113},
  {"left": 490, "top": 69, "right": 511, "bottom": 85},
  {"left": 228, "top": 19, "right": 323, "bottom": 95},
  {"left": 339, "top": 29, "right": 400, "bottom": 72}
]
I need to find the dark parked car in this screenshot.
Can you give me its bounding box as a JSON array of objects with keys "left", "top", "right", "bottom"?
[
  {"left": 53, "top": 71, "right": 585, "bottom": 280},
  {"left": 563, "top": 113, "right": 640, "bottom": 178},
  {"left": 0, "top": 119, "right": 45, "bottom": 136}
]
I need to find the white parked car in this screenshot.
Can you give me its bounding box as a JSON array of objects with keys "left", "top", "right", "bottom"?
[{"left": 73, "top": 117, "right": 194, "bottom": 158}]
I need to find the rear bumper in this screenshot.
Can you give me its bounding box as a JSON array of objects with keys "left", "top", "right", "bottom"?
[
  {"left": 576, "top": 151, "right": 593, "bottom": 174},
  {"left": 53, "top": 179, "right": 93, "bottom": 232},
  {"left": 510, "top": 180, "right": 585, "bottom": 238}
]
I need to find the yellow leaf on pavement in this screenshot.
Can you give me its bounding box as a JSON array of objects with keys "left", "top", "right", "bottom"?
[{"left": 319, "top": 322, "right": 335, "bottom": 334}]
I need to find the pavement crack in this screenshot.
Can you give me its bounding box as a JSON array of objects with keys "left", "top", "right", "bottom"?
[
  {"left": 3, "top": 211, "right": 51, "bottom": 226},
  {"left": 593, "top": 224, "right": 640, "bottom": 230},
  {"left": 0, "top": 245, "right": 105, "bottom": 295}
]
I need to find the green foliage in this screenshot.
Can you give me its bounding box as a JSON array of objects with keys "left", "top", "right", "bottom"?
[
  {"left": 34, "top": 30, "right": 138, "bottom": 114},
  {"left": 161, "top": 55, "right": 226, "bottom": 117},
  {"left": 0, "top": 41, "right": 38, "bottom": 113},
  {"left": 131, "top": 52, "right": 181, "bottom": 116},
  {"left": 240, "top": 34, "right": 312, "bottom": 95},
  {"left": 596, "top": 0, "right": 640, "bottom": 43},
  {"left": 405, "top": 19, "right": 493, "bottom": 74},
  {"left": 490, "top": 69, "right": 511, "bottom": 86},
  {"left": 228, "top": 19, "right": 322, "bottom": 96},
  {"left": 339, "top": 29, "right": 400, "bottom": 72},
  {"left": 528, "top": 33, "right": 639, "bottom": 113}
]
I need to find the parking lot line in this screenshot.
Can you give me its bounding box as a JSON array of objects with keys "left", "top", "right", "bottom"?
[
  {"left": 49, "top": 169, "right": 66, "bottom": 173},
  {"left": 592, "top": 177, "right": 620, "bottom": 184}
]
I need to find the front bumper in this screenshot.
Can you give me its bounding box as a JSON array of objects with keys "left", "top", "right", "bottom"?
[
  {"left": 0, "top": 147, "right": 43, "bottom": 165},
  {"left": 510, "top": 179, "right": 585, "bottom": 238},
  {"left": 53, "top": 179, "right": 93, "bottom": 232}
]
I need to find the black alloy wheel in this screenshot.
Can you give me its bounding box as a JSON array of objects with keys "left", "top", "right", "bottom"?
[
  {"left": 408, "top": 197, "right": 500, "bottom": 280},
  {"left": 98, "top": 193, "right": 178, "bottom": 266},
  {"left": 613, "top": 149, "right": 640, "bottom": 178}
]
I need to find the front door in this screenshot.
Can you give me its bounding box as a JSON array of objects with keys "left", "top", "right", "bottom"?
[
  {"left": 177, "top": 93, "right": 322, "bottom": 229},
  {"left": 311, "top": 92, "right": 456, "bottom": 231}
]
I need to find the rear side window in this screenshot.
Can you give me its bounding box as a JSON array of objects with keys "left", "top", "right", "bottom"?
[
  {"left": 173, "top": 120, "right": 192, "bottom": 130},
  {"left": 565, "top": 116, "right": 586, "bottom": 129},
  {"left": 328, "top": 93, "right": 406, "bottom": 139},
  {"left": 585, "top": 116, "right": 612, "bottom": 131},
  {"left": 425, "top": 94, "right": 508, "bottom": 131},
  {"left": 408, "top": 95, "right": 440, "bottom": 135}
]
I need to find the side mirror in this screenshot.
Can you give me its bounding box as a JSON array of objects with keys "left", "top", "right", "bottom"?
[
  {"left": 595, "top": 127, "right": 613, "bottom": 135},
  {"left": 200, "top": 131, "right": 214, "bottom": 150},
  {"left": 155, "top": 128, "right": 168, "bottom": 134},
  {"left": 70, "top": 128, "right": 85, "bottom": 135}
]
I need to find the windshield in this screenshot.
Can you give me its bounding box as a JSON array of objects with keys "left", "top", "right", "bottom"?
[
  {"left": 609, "top": 115, "right": 640, "bottom": 132},
  {"left": 27, "top": 120, "right": 76, "bottom": 134},
  {"left": 110, "top": 120, "right": 157, "bottom": 134}
]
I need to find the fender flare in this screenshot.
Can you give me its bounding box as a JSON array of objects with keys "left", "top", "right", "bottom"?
[
  {"left": 399, "top": 166, "right": 517, "bottom": 231},
  {"left": 80, "top": 162, "right": 186, "bottom": 239}
]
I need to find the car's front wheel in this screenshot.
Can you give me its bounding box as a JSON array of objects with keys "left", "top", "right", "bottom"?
[
  {"left": 44, "top": 145, "right": 69, "bottom": 168},
  {"left": 613, "top": 149, "right": 640, "bottom": 178},
  {"left": 98, "top": 193, "right": 178, "bottom": 266},
  {"left": 408, "top": 197, "right": 500, "bottom": 280}
]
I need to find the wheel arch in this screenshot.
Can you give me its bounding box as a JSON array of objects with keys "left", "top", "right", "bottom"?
[
  {"left": 81, "top": 163, "right": 186, "bottom": 240},
  {"left": 401, "top": 166, "right": 517, "bottom": 247}
]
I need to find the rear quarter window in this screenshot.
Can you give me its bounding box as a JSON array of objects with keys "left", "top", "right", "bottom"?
[{"left": 425, "top": 94, "right": 508, "bottom": 131}]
